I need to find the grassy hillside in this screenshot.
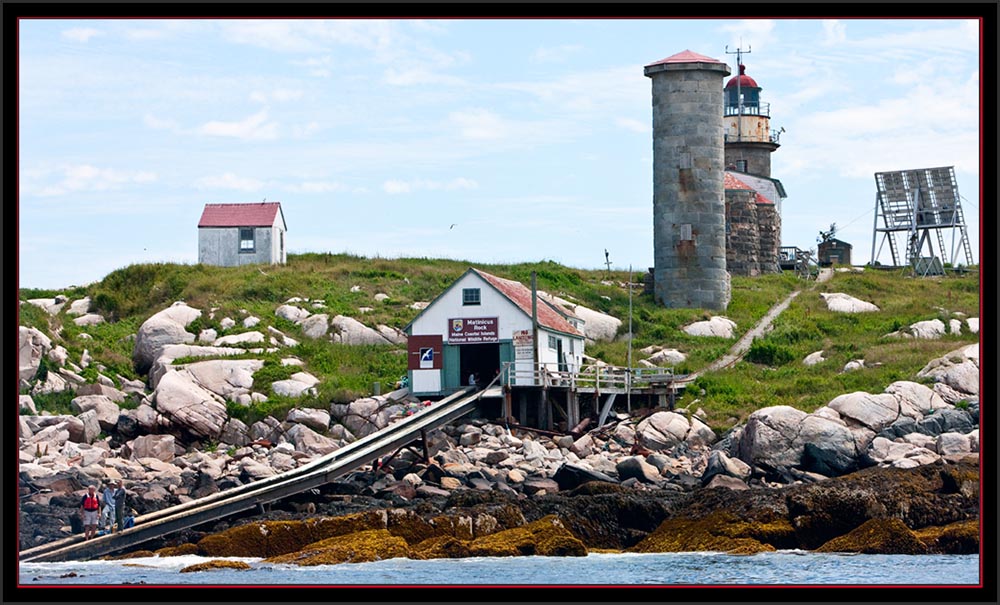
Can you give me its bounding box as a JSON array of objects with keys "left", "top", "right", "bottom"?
[{"left": 19, "top": 254, "right": 980, "bottom": 432}]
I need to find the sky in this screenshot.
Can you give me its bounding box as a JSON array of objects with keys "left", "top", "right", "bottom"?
[{"left": 17, "top": 16, "right": 984, "bottom": 290}]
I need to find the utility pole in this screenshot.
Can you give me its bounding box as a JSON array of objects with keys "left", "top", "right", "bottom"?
[
  {"left": 627, "top": 264, "right": 633, "bottom": 414},
  {"left": 531, "top": 271, "right": 539, "bottom": 384}
]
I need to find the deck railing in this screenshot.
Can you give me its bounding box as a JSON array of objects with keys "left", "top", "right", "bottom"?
[{"left": 501, "top": 361, "right": 676, "bottom": 392}]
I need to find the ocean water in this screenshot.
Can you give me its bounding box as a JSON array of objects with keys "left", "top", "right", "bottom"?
[{"left": 19, "top": 551, "right": 979, "bottom": 586}]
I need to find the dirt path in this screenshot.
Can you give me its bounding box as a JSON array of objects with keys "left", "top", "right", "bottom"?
[{"left": 682, "top": 267, "right": 833, "bottom": 382}]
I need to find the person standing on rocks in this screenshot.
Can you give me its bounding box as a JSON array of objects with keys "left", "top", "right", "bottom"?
[
  {"left": 79, "top": 485, "right": 101, "bottom": 540},
  {"left": 100, "top": 483, "right": 115, "bottom": 532},
  {"left": 112, "top": 481, "right": 127, "bottom": 533}
]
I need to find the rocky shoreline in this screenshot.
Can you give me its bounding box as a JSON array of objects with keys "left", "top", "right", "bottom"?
[
  {"left": 20, "top": 397, "right": 981, "bottom": 561},
  {"left": 18, "top": 296, "right": 981, "bottom": 562},
  {"left": 112, "top": 455, "right": 979, "bottom": 570}
]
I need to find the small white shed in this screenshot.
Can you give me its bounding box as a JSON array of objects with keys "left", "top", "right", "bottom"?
[{"left": 198, "top": 202, "right": 287, "bottom": 267}]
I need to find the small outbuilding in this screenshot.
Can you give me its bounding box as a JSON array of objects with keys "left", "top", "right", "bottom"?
[
  {"left": 405, "top": 268, "right": 585, "bottom": 397},
  {"left": 198, "top": 202, "right": 287, "bottom": 267},
  {"left": 818, "top": 237, "right": 853, "bottom": 267}
]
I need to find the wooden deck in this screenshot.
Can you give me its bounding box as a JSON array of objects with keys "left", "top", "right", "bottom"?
[{"left": 495, "top": 362, "right": 686, "bottom": 431}]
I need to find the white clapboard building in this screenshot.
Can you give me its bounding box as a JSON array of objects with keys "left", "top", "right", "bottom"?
[{"left": 404, "top": 268, "right": 585, "bottom": 397}]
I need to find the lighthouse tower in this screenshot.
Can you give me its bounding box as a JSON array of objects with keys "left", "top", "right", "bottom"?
[
  {"left": 723, "top": 59, "right": 780, "bottom": 178},
  {"left": 644, "top": 50, "right": 731, "bottom": 311}
]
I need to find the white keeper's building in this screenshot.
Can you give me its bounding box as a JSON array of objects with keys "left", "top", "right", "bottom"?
[{"left": 404, "top": 268, "right": 585, "bottom": 397}]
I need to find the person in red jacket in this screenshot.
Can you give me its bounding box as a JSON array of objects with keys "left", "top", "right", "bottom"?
[{"left": 79, "top": 485, "right": 101, "bottom": 540}]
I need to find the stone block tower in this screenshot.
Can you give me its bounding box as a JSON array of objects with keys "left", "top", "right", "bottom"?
[{"left": 644, "top": 50, "right": 731, "bottom": 310}]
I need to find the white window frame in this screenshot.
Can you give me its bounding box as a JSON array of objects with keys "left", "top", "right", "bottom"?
[
  {"left": 462, "top": 288, "right": 481, "bottom": 306},
  {"left": 239, "top": 228, "right": 256, "bottom": 253}
]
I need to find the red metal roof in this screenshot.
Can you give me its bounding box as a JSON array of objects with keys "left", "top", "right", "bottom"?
[
  {"left": 198, "top": 202, "right": 283, "bottom": 228},
  {"left": 724, "top": 173, "right": 753, "bottom": 191},
  {"left": 645, "top": 49, "right": 725, "bottom": 68},
  {"left": 754, "top": 192, "right": 774, "bottom": 205},
  {"left": 725, "top": 64, "right": 759, "bottom": 89},
  {"left": 472, "top": 269, "right": 582, "bottom": 337},
  {"left": 724, "top": 173, "right": 774, "bottom": 205},
  {"left": 726, "top": 74, "right": 759, "bottom": 89}
]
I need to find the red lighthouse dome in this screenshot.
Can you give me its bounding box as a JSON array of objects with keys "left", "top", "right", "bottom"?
[{"left": 725, "top": 64, "right": 759, "bottom": 89}]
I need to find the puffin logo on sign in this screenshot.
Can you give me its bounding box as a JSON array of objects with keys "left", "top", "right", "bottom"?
[
  {"left": 419, "top": 347, "right": 434, "bottom": 369},
  {"left": 452, "top": 319, "right": 464, "bottom": 333}
]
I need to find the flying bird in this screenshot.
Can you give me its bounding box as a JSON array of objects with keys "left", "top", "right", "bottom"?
[{"left": 450, "top": 224, "right": 457, "bottom": 230}]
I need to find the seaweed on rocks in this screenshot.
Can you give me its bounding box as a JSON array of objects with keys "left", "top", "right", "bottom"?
[
  {"left": 531, "top": 489, "right": 686, "bottom": 550},
  {"left": 815, "top": 518, "right": 928, "bottom": 554},
  {"left": 409, "top": 535, "right": 473, "bottom": 560},
  {"left": 197, "top": 510, "right": 389, "bottom": 557},
  {"left": 179, "top": 559, "right": 252, "bottom": 573},
  {"left": 629, "top": 511, "right": 785, "bottom": 555},
  {"left": 155, "top": 543, "right": 200, "bottom": 557},
  {"left": 913, "top": 519, "right": 979, "bottom": 554},
  {"left": 467, "top": 515, "right": 587, "bottom": 558},
  {"left": 785, "top": 460, "right": 979, "bottom": 549},
  {"left": 263, "top": 529, "right": 410, "bottom": 566}
]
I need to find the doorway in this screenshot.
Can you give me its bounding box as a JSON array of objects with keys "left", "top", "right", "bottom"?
[{"left": 459, "top": 343, "right": 500, "bottom": 389}]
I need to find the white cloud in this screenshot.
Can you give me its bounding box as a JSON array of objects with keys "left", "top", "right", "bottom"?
[
  {"left": 250, "top": 89, "right": 304, "bottom": 103},
  {"left": 848, "top": 21, "right": 978, "bottom": 57},
  {"left": 198, "top": 110, "right": 278, "bottom": 140},
  {"left": 384, "top": 68, "right": 466, "bottom": 87},
  {"left": 532, "top": 44, "right": 583, "bottom": 63},
  {"left": 220, "top": 21, "right": 326, "bottom": 53},
  {"left": 195, "top": 172, "right": 265, "bottom": 192},
  {"left": 449, "top": 109, "right": 508, "bottom": 140},
  {"left": 125, "top": 28, "right": 166, "bottom": 41},
  {"left": 382, "top": 177, "right": 479, "bottom": 195},
  {"left": 784, "top": 74, "right": 978, "bottom": 180},
  {"left": 409, "top": 20, "right": 450, "bottom": 35},
  {"left": 822, "top": 20, "right": 847, "bottom": 45},
  {"left": 285, "top": 181, "right": 351, "bottom": 194},
  {"left": 123, "top": 20, "right": 206, "bottom": 41},
  {"left": 292, "top": 122, "right": 321, "bottom": 138},
  {"left": 719, "top": 20, "right": 777, "bottom": 52},
  {"left": 615, "top": 117, "right": 649, "bottom": 134},
  {"left": 220, "top": 19, "right": 400, "bottom": 55},
  {"left": 23, "top": 164, "right": 156, "bottom": 197},
  {"left": 61, "top": 28, "right": 102, "bottom": 43},
  {"left": 293, "top": 55, "right": 335, "bottom": 77},
  {"left": 143, "top": 114, "right": 177, "bottom": 130},
  {"left": 447, "top": 177, "right": 478, "bottom": 190},
  {"left": 494, "top": 66, "right": 646, "bottom": 116},
  {"left": 383, "top": 180, "right": 413, "bottom": 194}
]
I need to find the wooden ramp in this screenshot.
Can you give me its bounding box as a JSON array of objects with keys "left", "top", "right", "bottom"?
[{"left": 19, "top": 386, "right": 484, "bottom": 563}]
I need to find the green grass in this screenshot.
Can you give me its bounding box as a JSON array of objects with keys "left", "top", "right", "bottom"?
[
  {"left": 19, "top": 255, "right": 980, "bottom": 433},
  {"left": 26, "top": 389, "right": 78, "bottom": 416},
  {"left": 676, "top": 269, "right": 980, "bottom": 432}
]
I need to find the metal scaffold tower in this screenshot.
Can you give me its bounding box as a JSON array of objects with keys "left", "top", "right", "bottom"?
[{"left": 871, "top": 166, "right": 974, "bottom": 275}]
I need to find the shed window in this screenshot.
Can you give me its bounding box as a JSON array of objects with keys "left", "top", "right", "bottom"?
[
  {"left": 239, "top": 228, "right": 255, "bottom": 253},
  {"left": 462, "top": 288, "right": 481, "bottom": 306},
  {"left": 548, "top": 335, "right": 559, "bottom": 350}
]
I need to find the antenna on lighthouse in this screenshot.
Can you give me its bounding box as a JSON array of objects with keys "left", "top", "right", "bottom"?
[{"left": 725, "top": 42, "right": 751, "bottom": 141}]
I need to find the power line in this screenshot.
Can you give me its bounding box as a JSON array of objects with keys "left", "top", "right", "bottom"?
[{"left": 837, "top": 206, "right": 875, "bottom": 231}]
